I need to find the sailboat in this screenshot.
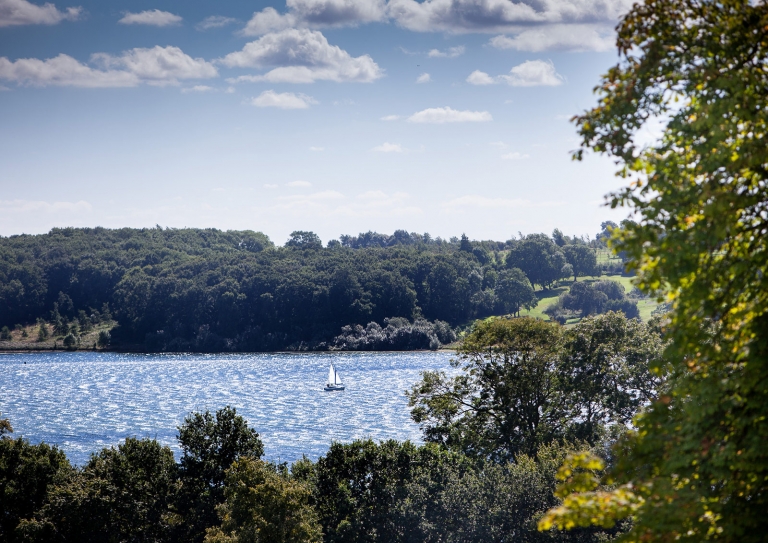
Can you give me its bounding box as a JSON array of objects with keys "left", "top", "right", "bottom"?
[{"left": 324, "top": 363, "right": 345, "bottom": 391}]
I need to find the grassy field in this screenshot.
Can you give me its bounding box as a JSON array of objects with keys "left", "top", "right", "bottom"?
[
  {"left": 519, "top": 274, "right": 660, "bottom": 324},
  {"left": 0, "top": 321, "right": 114, "bottom": 351}
]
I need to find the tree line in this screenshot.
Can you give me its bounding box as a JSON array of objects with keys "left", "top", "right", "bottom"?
[
  {"left": 0, "top": 311, "right": 663, "bottom": 543},
  {"left": 0, "top": 226, "right": 626, "bottom": 352}
]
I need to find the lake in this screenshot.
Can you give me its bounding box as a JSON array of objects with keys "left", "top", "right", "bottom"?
[{"left": 0, "top": 351, "right": 457, "bottom": 466}]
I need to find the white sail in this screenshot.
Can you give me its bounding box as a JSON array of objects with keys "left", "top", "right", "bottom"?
[
  {"left": 327, "top": 364, "right": 335, "bottom": 385},
  {"left": 334, "top": 367, "right": 342, "bottom": 385}
]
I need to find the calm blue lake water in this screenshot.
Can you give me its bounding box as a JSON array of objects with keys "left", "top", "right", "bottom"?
[{"left": 0, "top": 351, "right": 457, "bottom": 466}]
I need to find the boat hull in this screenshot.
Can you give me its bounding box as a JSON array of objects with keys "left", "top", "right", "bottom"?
[{"left": 324, "top": 385, "right": 345, "bottom": 391}]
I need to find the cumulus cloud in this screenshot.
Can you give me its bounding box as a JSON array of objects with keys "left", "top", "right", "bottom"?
[
  {"left": 407, "top": 106, "right": 492, "bottom": 123},
  {"left": 242, "top": 0, "right": 386, "bottom": 36},
  {"left": 489, "top": 24, "right": 614, "bottom": 52},
  {"left": 235, "top": 0, "right": 627, "bottom": 52},
  {"left": 252, "top": 90, "right": 317, "bottom": 109},
  {"left": 416, "top": 72, "right": 430, "bottom": 83},
  {"left": 372, "top": 142, "right": 403, "bottom": 152},
  {"left": 501, "top": 151, "right": 530, "bottom": 160},
  {"left": 0, "top": 0, "right": 80, "bottom": 27},
  {"left": 386, "top": 0, "right": 633, "bottom": 33},
  {"left": 467, "top": 60, "right": 564, "bottom": 87},
  {"left": 221, "top": 29, "right": 382, "bottom": 84},
  {"left": 0, "top": 54, "right": 139, "bottom": 87},
  {"left": 118, "top": 9, "right": 182, "bottom": 27},
  {"left": 466, "top": 69, "right": 495, "bottom": 85},
  {"left": 380, "top": 114, "right": 400, "bottom": 121},
  {"left": 0, "top": 46, "right": 217, "bottom": 88},
  {"left": 502, "top": 59, "right": 563, "bottom": 86},
  {"left": 182, "top": 85, "right": 214, "bottom": 93},
  {"left": 196, "top": 15, "right": 237, "bottom": 31},
  {"left": 287, "top": 180, "right": 313, "bottom": 187},
  {"left": 427, "top": 45, "right": 465, "bottom": 57},
  {"left": 93, "top": 46, "right": 217, "bottom": 85}
]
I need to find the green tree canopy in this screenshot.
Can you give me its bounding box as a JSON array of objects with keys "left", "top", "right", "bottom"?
[
  {"left": 563, "top": 245, "right": 598, "bottom": 281},
  {"left": 506, "top": 234, "right": 568, "bottom": 289},
  {"left": 541, "top": 1, "right": 768, "bottom": 540},
  {"left": 177, "top": 407, "right": 265, "bottom": 542},
  {"left": 495, "top": 268, "right": 537, "bottom": 317},
  {"left": 0, "top": 436, "right": 71, "bottom": 543},
  {"left": 20, "top": 438, "right": 179, "bottom": 543},
  {"left": 204, "top": 458, "right": 321, "bottom": 543},
  {"left": 409, "top": 316, "right": 663, "bottom": 463}
]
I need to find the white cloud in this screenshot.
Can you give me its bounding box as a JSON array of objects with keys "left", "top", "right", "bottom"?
[
  {"left": 93, "top": 46, "right": 218, "bottom": 85},
  {"left": 489, "top": 141, "right": 506, "bottom": 148},
  {"left": 501, "top": 151, "right": 530, "bottom": 160},
  {"left": 0, "top": 199, "right": 92, "bottom": 212},
  {"left": 386, "top": 0, "right": 633, "bottom": 33},
  {"left": 221, "top": 29, "right": 382, "bottom": 84},
  {"left": 427, "top": 45, "right": 465, "bottom": 57},
  {"left": 309, "top": 146, "right": 324, "bottom": 151},
  {"left": 372, "top": 142, "right": 403, "bottom": 153},
  {"left": 242, "top": 0, "right": 386, "bottom": 36},
  {"left": 0, "top": 0, "right": 80, "bottom": 27},
  {"left": 264, "top": 183, "right": 279, "bottom": 188},
  {"left": 502, "top": 59, "right": 563, "bottom": 86},
  {"left": 251, "top": 90, "right": 316, "bottom": 109},
  {"left": 441, "top": 195, "right": 563, "bottom": 211},
  {"left": 182, "top": 85, "right": 214, "bottom": 93},
  {"left": 269, "top": 189, "right": 421, "bottom": 219},
  {"left": 407, "top": 106, "right": 491, "bottom": 124},
  {"left": 287, "top": 180, "right": 313, "bottom": 187},
  {"left": 118, "top": 9, "right": 182, "bottom": 27},
  {"left": 196, "top": 15, "right": 237, "bottom": 31},
  {"left": 466, "top": 69, "right": 495, "bottom": 85},
  {"left": 442, "top": 195, "right": 530, "bottom": 210},
  {"left": 380, "top": 114, "right": 400, "bottom": 121},
  {"left": 416, "top": 72, "right": 430, "bottom": 84},
  {"left": 489, "top": 24, "right": 614, "bottom": 52},
  {"left": 0, "top": 46, "right": 217, "bottom": 88},
  {"left": 0, "top": 54, "right": 140, "bottom": 87}
]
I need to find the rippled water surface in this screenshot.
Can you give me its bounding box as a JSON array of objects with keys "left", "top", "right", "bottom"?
[{"left": 0, "top": 351, "right": 457, "bottom": 466}]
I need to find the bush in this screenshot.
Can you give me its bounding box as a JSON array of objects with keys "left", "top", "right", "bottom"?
[
  {"left": 97, "top": 330, "right": 111, "bottom": 348},
  {"left": 0, "top": 326, "right": 10, "bottom": 341},
  {"left": 545, "top": 280, "right": 639, "bottom": 320},
  {"left": 332, "top": 318, "right": 456, "bottom": 351},
  {"left": 36, "top": 321, "right": 49, "bottom": 342},
  {"left": 62, "top": 333, "right": 77, "bottom": 350}
]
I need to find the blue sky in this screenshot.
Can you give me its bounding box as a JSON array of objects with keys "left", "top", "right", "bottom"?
[{"left": 0, "top": 0, "right": 634, "bottom": 244}]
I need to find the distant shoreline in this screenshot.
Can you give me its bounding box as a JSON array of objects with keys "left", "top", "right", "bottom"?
[{"left": 0, "top": 348, "right": 457, "bottom": 355}]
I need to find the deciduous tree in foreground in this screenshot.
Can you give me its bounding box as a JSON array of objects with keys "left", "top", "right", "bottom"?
[{"left": 539, "top": 1, "right": 768, "bottom": 540}]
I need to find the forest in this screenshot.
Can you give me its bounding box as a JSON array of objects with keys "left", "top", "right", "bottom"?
[
  {"left": 0, "top": 312, "right": 664, "bottom": 543},
  {"left": 0, "top": 224, "right": 631, "bottom": 352}
]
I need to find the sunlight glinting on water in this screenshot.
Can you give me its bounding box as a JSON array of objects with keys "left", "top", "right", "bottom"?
[{"left": 0, "top": 351, "right": 457, "bottom": 466}]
